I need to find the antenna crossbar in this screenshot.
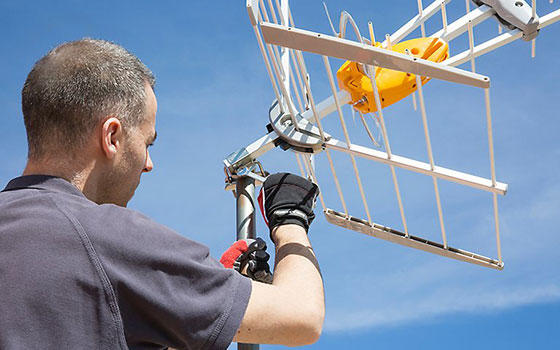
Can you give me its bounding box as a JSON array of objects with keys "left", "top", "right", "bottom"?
[
  {"left": 446, "top": 9, "right": 560, "bottom": 66},
  {"left": 260, "top": 22, "right": 490, "bottom": 88},
  {"left": 324, "top": 209, "right": 504, "bottom": 270},
  {"left": 383, "top": 0, "right": 453, "bottom": 47}
]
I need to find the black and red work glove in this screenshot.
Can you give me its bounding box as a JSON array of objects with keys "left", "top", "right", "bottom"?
[
  {"left": 220, "top": 238, "right": 273, "bottom": 284},
  {"left": 258, "top": 172, "right": 320, "bottom": 235}
]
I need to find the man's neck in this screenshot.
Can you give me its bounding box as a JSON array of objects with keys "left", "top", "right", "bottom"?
[{"left": 23, "top": 158, "right": 92, "bottom": 193}]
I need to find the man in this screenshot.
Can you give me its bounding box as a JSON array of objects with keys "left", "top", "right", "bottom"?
[{"left": 0, "top": 39, "right": 324, "bottom": 349}]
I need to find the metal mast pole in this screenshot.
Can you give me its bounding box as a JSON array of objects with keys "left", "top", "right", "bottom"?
[{"left": 235, "top": 175, "right": 259, "bottom": 350}]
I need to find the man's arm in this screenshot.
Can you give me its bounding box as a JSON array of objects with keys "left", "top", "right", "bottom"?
[{"left": 233, "top": 224, "right": 324, "bottom": 346}]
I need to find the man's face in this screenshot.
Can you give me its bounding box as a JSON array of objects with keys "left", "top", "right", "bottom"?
[{"left": 101, "top": 84, "right": 157, "bottom": 207}]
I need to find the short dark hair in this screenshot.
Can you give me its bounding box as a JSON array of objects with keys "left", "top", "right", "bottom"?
[{"left": 22, "top": 38, "right": 156, "bottom": 159}]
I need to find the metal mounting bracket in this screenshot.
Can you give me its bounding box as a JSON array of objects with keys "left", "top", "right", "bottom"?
[
  {"left": 268, "top": 99, "right": 331, "bottom": 154},
  {"left": 224, "top": 160, "right": 268, "bottom": 193},
  {"left": 472, "top": 0, "right": 539, "bottom": 41}
]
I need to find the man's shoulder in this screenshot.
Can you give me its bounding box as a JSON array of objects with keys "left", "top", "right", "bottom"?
[
  {"left": 62, "top": 194, "right": 194, "bottom": 251},
  {"left": 64, "top": 194, "right": 156, "bottom": 229}
]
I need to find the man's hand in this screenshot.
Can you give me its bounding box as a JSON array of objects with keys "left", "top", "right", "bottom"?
[
  {"left": 220, "top": 238, "right": 273, "bottom": 284},
  {"left": 259, "top": 173, "right": 320, "bottom": 236}
]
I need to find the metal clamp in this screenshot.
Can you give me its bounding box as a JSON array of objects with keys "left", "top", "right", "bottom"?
[
  {"left": 472, "top": 0, "right": 539, "bottom": 40},
  {"left": 224, "top": 160, "right": 268, "bottom": 192}
]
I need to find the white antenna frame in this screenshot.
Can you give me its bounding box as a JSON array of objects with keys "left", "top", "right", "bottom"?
[{"left": 230, "top": 0, "right": 560, "bottom": 271}]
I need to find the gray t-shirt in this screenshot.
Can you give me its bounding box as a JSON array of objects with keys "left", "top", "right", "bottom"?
[{"left": 0, "top": 175, "right": 251, "bottom": 350}]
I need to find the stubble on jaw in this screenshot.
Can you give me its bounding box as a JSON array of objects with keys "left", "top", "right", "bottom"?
[{"left": 95, "top": 141, "right": 142, "bottom": 207}]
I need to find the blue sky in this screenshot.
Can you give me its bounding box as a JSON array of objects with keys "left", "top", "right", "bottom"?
[{"left": 1, "top": 1, "right": 559, "bottom": 349}]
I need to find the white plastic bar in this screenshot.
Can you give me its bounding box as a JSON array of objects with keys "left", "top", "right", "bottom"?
[
  {"left": 412, "top": 91, "right": 418, "bottom": 111},
  {"left": 539, "top": 9, "right": 560, "bottom": 28},
  {"left": 416, "top": 73, "right": 448, "bottom": 248},
  {"left": 301, "top": 90, "right": 352, "bottom": 122},
  {"left": 280, "top": 44, "right": 291, "bottom": 106},
  {"left": 294, "top": 50, "right": 327, "bottom": 140},
  {"left": 230, "top": 127, "right": 508, "bottom": 196},
  {"left": 368, "top": 21, "right": 376, "bottom": 43},
  {"left": 468, "top": 20, "right": 476, "bottom": 72},
  {"left": 385, "top": 34, "right": 392, "bottom": 50},
  {"left": 417, "top": 0, "right": 427, "bottom": 37},
  {"left": 272, "top": 45, "right": 286, "bottom": 78},
  {"left": 301, "top": 150, "right": 311, "bottom": 177},
  {"left": 303, "top": 154, "right": 326, "bottom": 210},
  {"left": 531, "top": 0, "right": 536, "bottom": 58},
  {"left": 290, "top": 52, "right": 307, "bottom": 110},
  {"left": 324, "top": 139, "right": 508, "bottom": 195},
  {"left": 260, "top": 22, "right": 491, "bottom": 88},
  {"left": 365, "top": 56, "right": 409, "bottom": 234},
  {"left": 432, "top": 177, "right": 448, "bottom": 248},
  {"left": 445, "top": 9, "right": 560, "bottom": 67},
  {"left": 288, "top": 63, "right": 304, "bottom": 112},
  {"left": 284, "top": 3, "right": 310, "bottom": 112},
  {"left": 259, "top": 1, "right": 285, "bottom": 77},
  {"left": 261, "top": 0, "right": 286, "bottom": 75},
  {"left": 259, "top": 13, "right": 300, "bottom": 129},
  {"left": 441, "top": 1, "right": 448, "bottom": 33},
  {"left": 445, "top": 30, "right": 519, "bottom": 66},
  {"left": 278, "top": 0, "right": 292, "bottom": 101},
  {"left": 261, "top": 0, "right": 287, "bottom": 79},
  {"left": 264, "top": 39, "right": 300, "bottom": 129},
  {"left": 323, "top": 55, "right": 373, "bottom": 224},
  {"left": 276, "top": 0, "right": 287, "bottom": 25},
  {"left": 292, "top": 46, "right": 344, "bottom": 216},
  {"left": 416, "top": 78, "right": 435, "bottom": 169},
  {"left": 390, "top": 166, "right": 409, "bottom": 235},
  {"left": 276, "top": 20, "right": 304, "bottom": 115},
  {"left": 295, "top": 152, "right": 305, "bottom": 177},
  {"left": 484, "top": 89, "right": 497, "bottom": 187},
  {"left": 265, "top": 0, "right": 279, "bottom": 23},
  {"left": 287, "top": 2, "right": 296, "bottom": 27},
  {"left": 325, "top": 148, "right": 349, "bottom": 216},
  {"left": 493, "top": 193, "right": 503, "bottom": 264},
  {"left": 250, "top": 19, "right": 283, "bottom": 112},
  {"left": 383, "top": 0, "right": 452, "bottom": 47},
  {"left": 254, "top": 0, "right": 286, "bottom": 113},
  {"left": 264, "top": 0, "right": 289, "bottom": 81},
  {"left": 432, "top": 5, "right": 495, "bottom": 42},
  {"left": 465, "top": 0, "right": 470, "bottom": 13},
  {"left": 484, "top": 88, "right": 502, "bottom": 264}
]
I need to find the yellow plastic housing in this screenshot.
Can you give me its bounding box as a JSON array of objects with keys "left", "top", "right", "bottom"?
[{"left": 336, "top": 37, "right": 449, "bottom": 114}]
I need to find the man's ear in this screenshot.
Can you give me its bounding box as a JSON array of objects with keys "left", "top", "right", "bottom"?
[{"left": 101, "top": 117, "right": 123, "bottom": 160}]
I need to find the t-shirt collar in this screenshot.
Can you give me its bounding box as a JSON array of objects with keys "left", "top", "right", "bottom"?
[{"left": 3, "top": 175, "right": 85, "bottom": 198}]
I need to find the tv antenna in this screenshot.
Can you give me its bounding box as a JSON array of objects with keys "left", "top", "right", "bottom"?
[
  {"left": 224, "top": 0, "right": 558, "bottom": 347},
  {"left": 224, "top": 0, "right": 559, "bottom": 297}
]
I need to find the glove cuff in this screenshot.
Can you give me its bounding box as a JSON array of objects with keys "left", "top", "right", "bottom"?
[{"left": 269, "top": 208, "right": 309, "bottom": 230}]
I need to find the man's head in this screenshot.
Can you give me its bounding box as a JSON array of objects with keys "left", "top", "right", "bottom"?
[{"left": 22, "top": 38, "right": 157, "bottom": 206}]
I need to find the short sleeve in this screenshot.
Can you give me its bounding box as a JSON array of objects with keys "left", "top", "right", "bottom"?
[{"left": 79, "top": 205, "right": 252, "bottom": 350}]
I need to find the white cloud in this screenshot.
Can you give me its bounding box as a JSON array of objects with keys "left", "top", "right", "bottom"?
[{"left": 325, "top": 284, "right": 560, "bottom": 331}]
